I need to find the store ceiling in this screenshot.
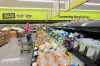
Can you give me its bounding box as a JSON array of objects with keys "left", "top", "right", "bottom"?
[
  {"left": 0, "top": 0, "right": 65, "bottom": 9},
  {"left": 0, "top": 0, "right": 99, "bottom": 11},
  {"left": 65, "top": 20, "right": 100, "bottom": 27},
  {"left": 88, "top": 0, "right": 100, "bottom": 3},
  {"left": 76, "top": 0, "right": 100, "bottom": 11}
]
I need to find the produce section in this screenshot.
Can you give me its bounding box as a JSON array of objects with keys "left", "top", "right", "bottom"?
[{"left": 31, "top": 25, "right": 100, "bottom": 66}]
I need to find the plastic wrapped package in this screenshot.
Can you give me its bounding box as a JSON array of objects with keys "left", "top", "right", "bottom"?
[
  {"left": 52, "top": 62, "right": 58, "bottom": 66},
  {"left": 34, "top": 51, "right": 38, "bottom": 57},
  {"left": 54, "top": 49, "right": 62, "bottom": 57},
  {"left": 58, "top": 37, "right": 64, "bottom": 46},
  {"left": 78, "top": 38, "right": 95, "bottom": 60},
  {"left": 78, "top": 38, "right": 94, "bottom": 53},
  {"left": 76, "top": 39, "right": 82, "bottom": 52},
  {"left": 58, "top": 56, "right": 67, "bottom": 66},
  {"left": 94, "top": 49, "right": 100, "bottom": 61},
  {"left": 79, "top": 43, "right": 87, "bottom": 53},
  {"left": 79, "top": 38, "right": 94, "bottom": 45},
  {"left": 48, "top": 53, "right": 54, "bottom": 65},
  {"left": 52, "top": 42, "right": 58, "bottom": 49},
  {"left": 69, "top": 33, "right": 74, "bottom": 38},
  {"left": 40, "top": 56, "right": 46, "bottom": 66},
  {"left": 78, "top": 38, "right": 100, "bottom": 61},
  {"left": 45, "top": 42, "right": 51, "bottom": 48},
  {"left": 73, "top": 41, "right": 79, "bottom": 49},
  {"left": 92, "top": 41, "right": 100, "bottom": 61},
  {"left": 85, "top": 40, "right": 100, "bottom": 61},
  {"left": 95, "top": 43, "right": 100, "bottom": 64},
  {"left": 32, "top": 62, "right": 37, "bottom": 66},
  {"left": 45, "top": 48, "right": 50, "bottom": 53},
  {"left": 39, "top": 44, "right": 45, "bottom": 56},
  {"left": 86, "top": 46, "right": 97, "bottom": 60},
  {"left": 61, "top": 46, "right": 66, "bottom": 52}
]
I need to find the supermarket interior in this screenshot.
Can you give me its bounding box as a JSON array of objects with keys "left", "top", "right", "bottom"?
[
  {"left": 0, "top": 0, "right": 100, "bottom": 66},
  {"left": 0, "top": 20, "right": 100, "bottom": 66}
]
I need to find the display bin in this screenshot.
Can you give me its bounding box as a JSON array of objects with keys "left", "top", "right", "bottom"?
[{"left": 0, "top": 31, "right": 9, "bottom": 47}]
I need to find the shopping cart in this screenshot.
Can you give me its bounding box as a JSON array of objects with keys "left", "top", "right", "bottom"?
[{"left": 18, "top": 36, "right": 33, "bottom": 54}]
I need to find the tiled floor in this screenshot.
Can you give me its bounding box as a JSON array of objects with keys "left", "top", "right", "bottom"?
[{"left": 0, "top": 38, "right": 32, "bottom": 66}]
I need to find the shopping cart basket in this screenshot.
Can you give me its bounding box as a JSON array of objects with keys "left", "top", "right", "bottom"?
[{"left": 18, "top": 37, "right": 33, "bottom": 54}]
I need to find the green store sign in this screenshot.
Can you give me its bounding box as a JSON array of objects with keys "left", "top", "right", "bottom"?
[
  {"left": 0, "top": 8, "right": 100, "bottom": 21},
  {"left": 0, "top": 0, "right": 100, "bottom": 21}
]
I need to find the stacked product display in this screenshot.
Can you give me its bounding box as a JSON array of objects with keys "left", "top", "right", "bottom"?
[
  {"left": 32, "top": 28, "right": 86, "bottom": 66},
  {"left": 73, "top": 38, "right": 100, "bottom": 65},
  {"left": 48, "top": 28, "right": 100, "bottom": 66},
  {"left": 1, "top": 26, "right": 24, "bottom": 38},
  {"left": 48, "top": 29, "right": 68, "bottom": 46},
  {"left": 32, "top": 32, "right": 72, "bottom": 66},
  {"left": 32, "top": 26, "right": 47, "bottom": 65},
  {"left": 0, "top": 31, "right": 9, "bottom": 46}
]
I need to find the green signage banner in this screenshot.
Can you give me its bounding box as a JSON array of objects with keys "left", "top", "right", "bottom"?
[
  {"left": 50, "top": 11, "right": 100, "bottom": 20},
  {"left": 0, "top": 8, "right": 49, "bottom": 20}
]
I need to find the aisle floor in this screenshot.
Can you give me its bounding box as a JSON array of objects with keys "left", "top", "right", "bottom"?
[
  {"left": 0, "top": 38, "right": 32, "bottom": 66},
  {"left": 0, "top": 36, "right": 96, "bottom": 66}
]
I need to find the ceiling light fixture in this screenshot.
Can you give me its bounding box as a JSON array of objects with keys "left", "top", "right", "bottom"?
[
  {"left": 81, "top": 23, "right": 89, "bottom": 26},
  {"left": 75, "top": 9, "right": 100, "bottom": 12},
  {"left": 0, "top": 7, "right": 50, "bottom": 9},
  {"left": 0, "top": 7, "right": 34, "bottom": 9},
  {"left": 85, "top": 3, "right": 100, "bottom": 6},
  {"left": 17, "top": 0, "right": 65, "bottom": 3},
  {"left": 17, "top": 0, "right": 55, "bottom": 3}
]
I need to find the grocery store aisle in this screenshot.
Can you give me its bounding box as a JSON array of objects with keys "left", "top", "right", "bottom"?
[{"left": 0, "top": 37, "right": 31, "bottom": 66}]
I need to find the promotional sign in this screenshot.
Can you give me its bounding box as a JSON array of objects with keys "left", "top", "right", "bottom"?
[
  {"left": 50, "top": 11, "right": 100, "bottom": 20},
  {"left": 0, "top": 8, "right": 49, "bottom": 20}
]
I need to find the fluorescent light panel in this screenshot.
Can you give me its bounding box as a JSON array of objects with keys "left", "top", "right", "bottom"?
[
  {"left": 0, "top": 7, "right": 50, "bottom": 9},
  {"left": 17, "top": 0, "right": 65, "bottom": 3},
  {"left": 81, "top": 23, "right": 89, "bottom": 26},
  {"left": 17, "top": 0, "right": 56, "bottom": 3},
  {"left": 0, "top": 7, "right": 32, "bottom": 9},
  {"left": 75, "top": 9, "right": 100, "bottom": 12},
  {"left": 85, "top": 3, "right": 100, "bottom": 6}
]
